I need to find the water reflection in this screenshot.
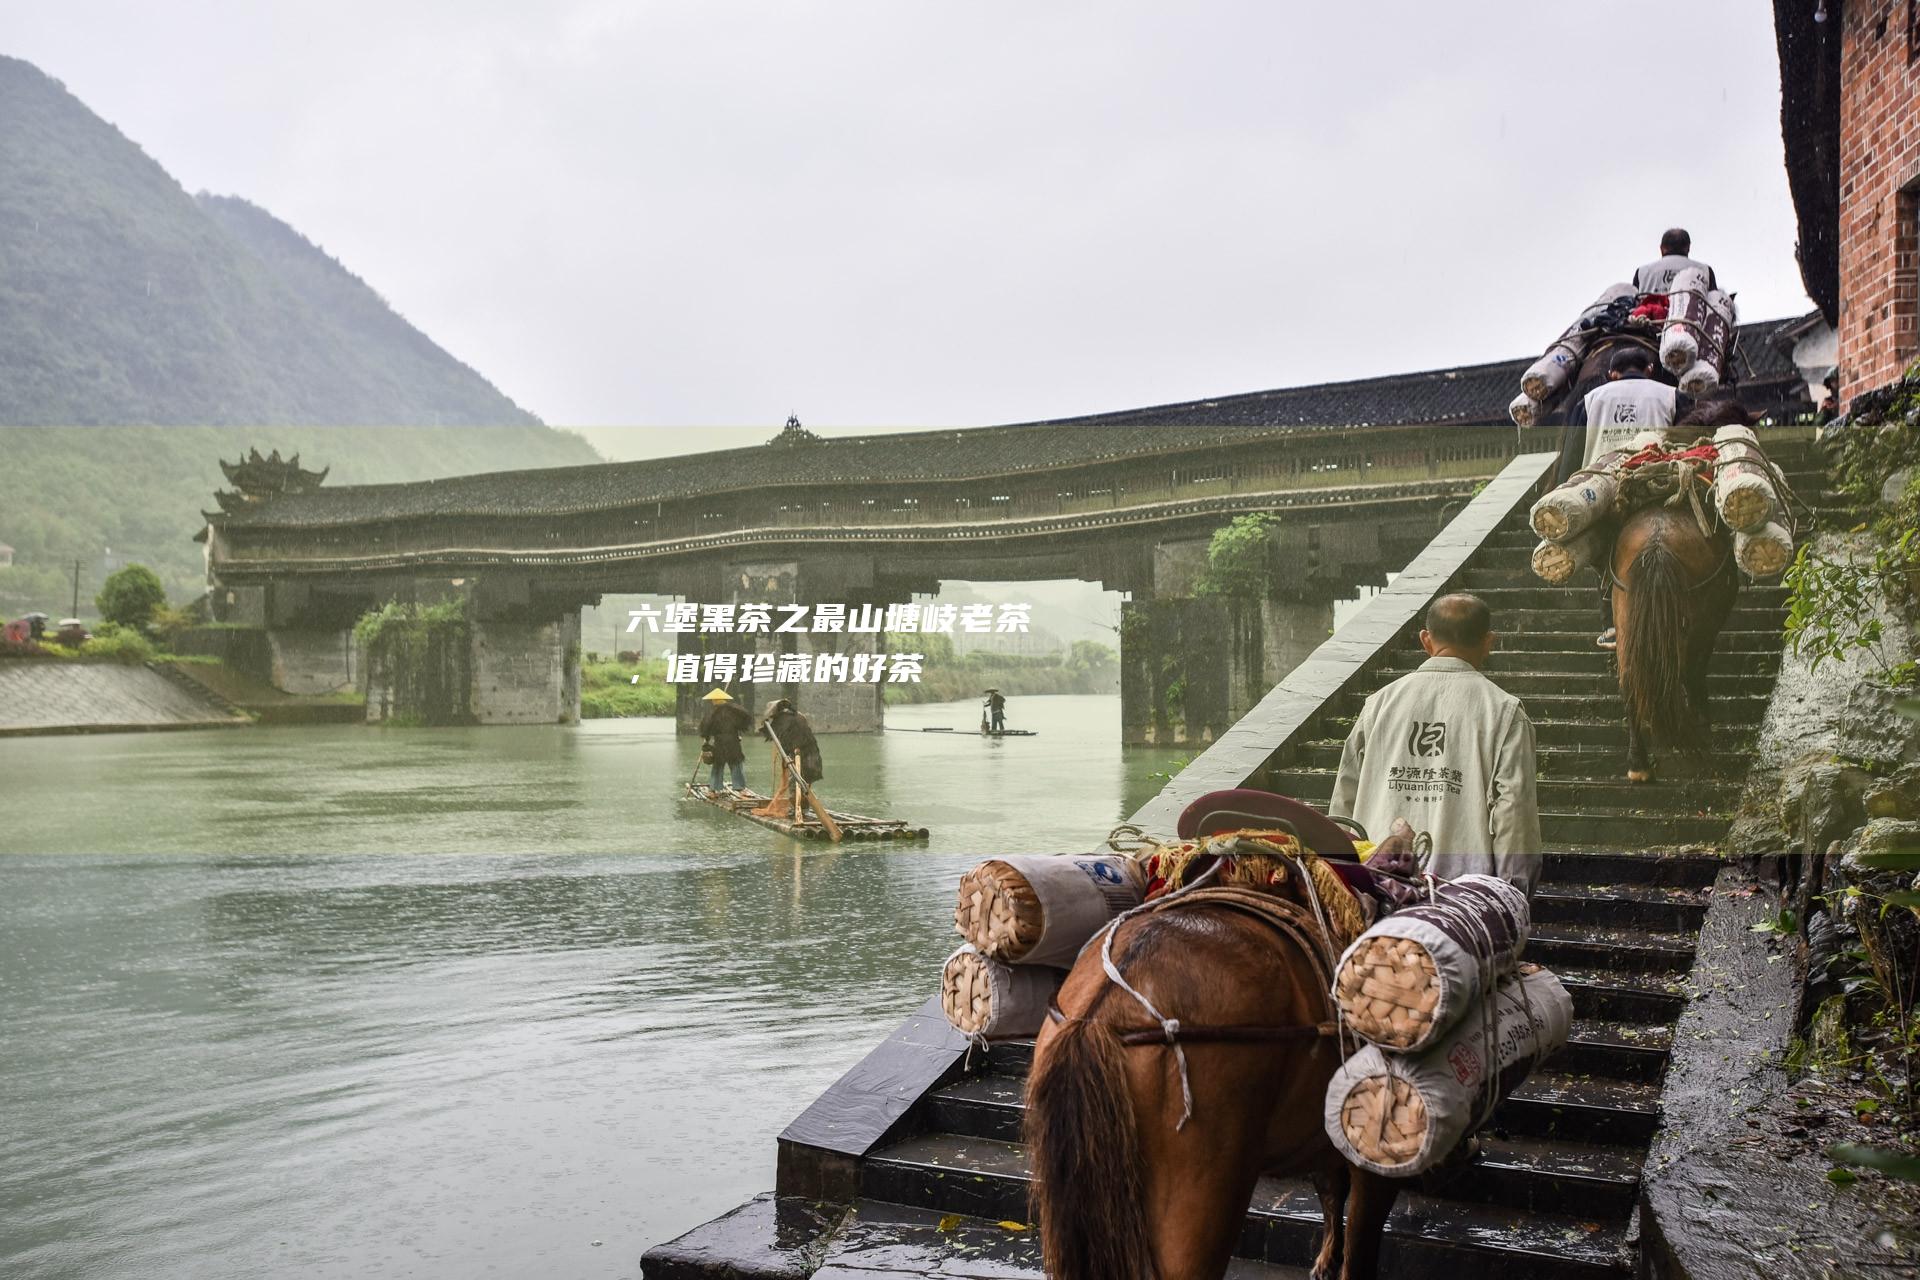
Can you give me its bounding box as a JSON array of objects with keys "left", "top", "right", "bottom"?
[{"left": 0, "top": 696, "right": 1181, "bottom": 1279}]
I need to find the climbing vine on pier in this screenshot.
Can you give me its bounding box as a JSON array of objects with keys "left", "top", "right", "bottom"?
[
  {"left": 354, "top": 599, "right": 473, "bottom": 725},
  {"left": 1195, "top": 512, "right": 1279, "bottom": 598},
  {"left": 353, "top": 599, "right": 469, "bottom": 654}
]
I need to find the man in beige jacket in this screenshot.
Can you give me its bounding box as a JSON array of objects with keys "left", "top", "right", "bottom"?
[{"left": 1329, "top": 594, "right": 1542, "bottom": 897}]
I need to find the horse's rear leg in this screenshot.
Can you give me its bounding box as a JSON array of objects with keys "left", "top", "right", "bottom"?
[
  {"left": 1139, "top": 1150, "right": 1262, "bottom": 1280},
  {"left": 1685, "top": 660, "right": 1713, "bottom": 733},
  {"left": 1338, "top": 1169, "right": 1402, "bottom": 1280},
  {"left": 1627, "top": 717, "right": 1655, "bottom": 784},
  {"left": 1309, "top": 1164, "right": 1350, "bottom": 1280}
]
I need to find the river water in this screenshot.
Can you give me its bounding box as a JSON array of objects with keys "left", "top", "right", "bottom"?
[{"left": 0, "top": 695, "right": 1184, "bottom": 1279}]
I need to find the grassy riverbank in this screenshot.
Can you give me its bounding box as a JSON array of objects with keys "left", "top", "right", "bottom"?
[{"left": 581, "top": 657, "right": 675, "bottom": 718}]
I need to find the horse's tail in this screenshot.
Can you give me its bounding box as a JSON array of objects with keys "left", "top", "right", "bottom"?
[
  {"left": 1025, "top": 1017, "right": 1157, "bottom": 1280},
  {"left": 1619, "top": 540, "right": 1702, "bottom": 747}
]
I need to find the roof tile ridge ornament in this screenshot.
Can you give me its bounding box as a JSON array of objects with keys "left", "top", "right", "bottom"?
[
  {"left": 213, "top": 446, "right": 330, "bottom": 513},
  {"left": 769, "top": 415, "right": 821, "bottom": 447}
]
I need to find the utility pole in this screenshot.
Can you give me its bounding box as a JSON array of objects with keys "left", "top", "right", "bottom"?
[{"left": 70, "top": 560, "right": 80, "bottom": 618}]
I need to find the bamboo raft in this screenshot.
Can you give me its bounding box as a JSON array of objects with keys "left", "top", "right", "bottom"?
[
  {"left": 685, "top": 783, "right": 930, "bottom": 842},
  {"left": 897, "top": 727, "right": 1040, "bottom": 738}
]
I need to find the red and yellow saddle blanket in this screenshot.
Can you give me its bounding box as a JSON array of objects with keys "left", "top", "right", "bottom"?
[{"left": 1138, "top": 830, "right": 1367, "bottom": 949}]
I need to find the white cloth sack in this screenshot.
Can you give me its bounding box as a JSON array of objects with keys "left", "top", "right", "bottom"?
[
  {"left": 1508, "top": 392, "right": 1542, "bottom": 427},
  {"left": 1324, "top": 967, "right": 1573, "bottom": 1178},
  {"left": 1660, "top": 266, "right": 1713, "bottom": 372},
  {"left": 1332, "top": 874, "right": 1531, "bottom": 1054},
  {"left": 1710, "top": 426, "right": 1782, "bottom": 533},
  {"left": 1700, "top": 288, "right": 1738, "bottom": 377},
  {"left": 1663, "top": 269, "right": 1736, "bottom": 377},
  {"left": 940, "top": 945, "right": 1062, "bottom": 1040}
]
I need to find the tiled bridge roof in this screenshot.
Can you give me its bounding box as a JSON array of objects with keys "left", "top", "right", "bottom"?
[{"left": 215, "top": 315, "right": 1815, "bottom": 529}]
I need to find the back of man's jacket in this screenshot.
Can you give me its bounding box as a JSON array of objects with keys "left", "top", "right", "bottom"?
[{"left": 1328, "top": 655, "right": 1542, "bottom": 896}]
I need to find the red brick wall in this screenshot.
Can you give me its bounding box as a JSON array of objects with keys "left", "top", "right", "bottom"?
[{"left": 1838, "top": 1, "right": 1920, "bottom": 405}]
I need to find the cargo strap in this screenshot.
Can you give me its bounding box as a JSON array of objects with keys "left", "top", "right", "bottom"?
[{"left": 1046, "top": 1005, "right": 1337, "bottom": 1049}]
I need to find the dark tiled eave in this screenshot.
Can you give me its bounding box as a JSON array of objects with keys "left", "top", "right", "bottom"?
[{"left": 212, "top": 315, "right": 1817, "bottom": 532}]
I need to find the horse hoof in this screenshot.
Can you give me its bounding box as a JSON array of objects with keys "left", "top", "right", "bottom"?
[{"left": 1627, "top": 769, "right": 1653, "bottom": 784}]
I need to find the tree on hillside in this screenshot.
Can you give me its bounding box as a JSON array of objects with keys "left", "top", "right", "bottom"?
[
  {"left": 1065, "top": 639, "right": 1117, "bottom": 678},
  {"left": 96, "top": 564, "right": 165, "bottom": 629}
]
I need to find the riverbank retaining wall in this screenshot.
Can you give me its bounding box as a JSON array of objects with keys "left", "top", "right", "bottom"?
[{"left": 0, "top": 661, "right": 249, "bottom": 735}]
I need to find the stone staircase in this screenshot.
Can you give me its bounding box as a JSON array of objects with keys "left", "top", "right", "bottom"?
[{"left": 819, "top": 442, "right": 1833, "bottom": 1279}]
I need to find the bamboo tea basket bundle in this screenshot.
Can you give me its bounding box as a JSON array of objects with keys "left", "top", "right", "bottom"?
[
  {"left": 1660, "top": 267, "right": 1733, "bottom": 374},
  {"left": 1530, "top": 527, "right": 1607, "bottom": 585},
  {"left": 1332, "top": 874, "right": 1530, "bottom": 1053},
  {"left": 940, "top": 946, "right": 1061, "bottom": 1040},
  {"left": 1529, "top": 450, "right": 1631, "bottom": 543},
  {"left": 1519, "top": 283, "right": 1633, "bottom": 403},
  {"left": 1679, "top": 360, "right": 1722, "bottom": 396},
  {"left": 1325, "top": 966, "right": 1573, "bottom": 1178},
  {"left": 1709, "top": 426, "right": 1784, "bottom": 534},
  {"left": 954, "top": 855, "right": 1146, "bottom": 968},
  {"left": 1736, "top": 521, "right": 1795, "bottom": 579}
]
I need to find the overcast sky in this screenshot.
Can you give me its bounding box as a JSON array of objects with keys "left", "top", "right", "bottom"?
[{"left": 14, "top": 2, "right": 1809, "bottom": 459}]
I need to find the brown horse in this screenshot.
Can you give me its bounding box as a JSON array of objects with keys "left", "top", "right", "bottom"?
[
  {"left": 1024, "top": 873, "right": 1401, "bottom": 1280},
  {"left": 1610, "top": 401, "right": 1749, "bottom": 782}
]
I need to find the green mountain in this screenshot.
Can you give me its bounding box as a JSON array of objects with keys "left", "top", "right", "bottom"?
[
  {"left": 0, "top": 54, "right": 552, "bottom": 427},
  {"left": 0, "top": 427, "right": 603, "bottom": 610},
  {"left": 0, "top": 56, "right": 603, "bottom": 611}
]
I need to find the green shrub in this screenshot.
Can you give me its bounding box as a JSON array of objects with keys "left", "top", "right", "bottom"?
[
  {"left": 95, "top": 564, "right": 167, "bottom": 630},
  {"left": 147, "top": 602, "right": 197, "bottom": 641},
  {"left": 80, "top": 626, "right": 156, "bottom": 664}
]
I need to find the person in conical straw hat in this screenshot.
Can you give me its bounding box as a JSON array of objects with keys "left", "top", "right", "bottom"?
[
  {"left": 751, "top": 699, "right": 822, "bottom": 820},
  {"left": 698, "top": 688, "right": 752, "bottom": 792}
]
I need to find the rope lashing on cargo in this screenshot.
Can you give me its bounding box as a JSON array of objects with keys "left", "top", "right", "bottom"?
[
  {"left": 1606, "top": 438, "right": 1734, "bottom": 587},
  {"left": 1617, "top": 440, "right": 1722, "bottom": 538}
]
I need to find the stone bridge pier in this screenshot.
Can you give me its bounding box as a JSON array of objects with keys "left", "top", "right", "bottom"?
[
  {"left": 220, "top": 573, "right": 586, "bottom": 726},
  {"left": 657, "top": 554, "right": 890, "bottom": 736},
  {"left": 1118, "top": 513, "right": 1430, "bottom": 746}
]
